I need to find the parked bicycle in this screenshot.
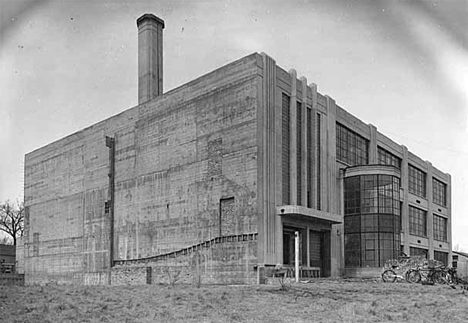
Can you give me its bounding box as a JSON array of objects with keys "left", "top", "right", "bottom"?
[
  {"left": 444, "top": 266, "right": 459, "bottom": 285},
  {"left": 406, "top": 260, "right": 446, "bottom": 284},
  {"left": 381, "top": 256, "right": 414, "bottom": 283}
]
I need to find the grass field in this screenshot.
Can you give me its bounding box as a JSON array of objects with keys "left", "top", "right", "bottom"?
[{"left": 1, "top": 279, "right": 467, "bottom": 323}]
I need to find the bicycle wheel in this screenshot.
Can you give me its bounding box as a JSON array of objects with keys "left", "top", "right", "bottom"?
[
  {"left": 448, "top": 272, "right": 459, "bottom": 285},
  {"left": 406, "top": 269, "right": 421, "bottom": 283},
  {"left": 382, "top": 269, "right": 397, "bottom": 283},
  {"left": 428, "top": 270, "right": 444, "bottom": 284},
  {"left": 432, "top": 271, "right": 450, "bottom": 284}
]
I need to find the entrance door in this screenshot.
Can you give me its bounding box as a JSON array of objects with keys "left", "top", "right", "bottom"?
[
  {"left": 283, "top": 227, "right": 306, "bottom": 266},
  {"left": 309, "top": 230, "right": 323, "bottom": 269}
]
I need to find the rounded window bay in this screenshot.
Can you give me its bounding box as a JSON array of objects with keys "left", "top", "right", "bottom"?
[{"left": 344, "top": 171, "right": 401, "bottom": 268}]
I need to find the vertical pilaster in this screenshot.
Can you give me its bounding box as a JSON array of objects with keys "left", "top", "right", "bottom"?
[
  {"left": 257, "top": 53, "right": 278, "bottom": 265},
  {"left": 300, "top": 77, "right": 308, "bottom": 207},
  {"left": 368, "top": 124, "right": 377, "bottom": 164},
  {"left": 446, "top": 173, "right": 452, "bottom": 265},
  {"left": 401, "top": 145, "right": 410, "bottom": 255},
  {"left": 289, "top": 70, "right": 297, "bottom": 205},
  {"left": 325, "top": 95, "right": 337, "bottom": 214},
  {"left": 309, "top": 83, "right": 319, "bottom": 210},
  {"left": 426, "top": 161, "right": 434, "bottom": 259}
]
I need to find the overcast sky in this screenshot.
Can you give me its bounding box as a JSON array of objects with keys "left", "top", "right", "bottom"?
[{"left": 1, "top": 0, "right": 467, "bottom": 250}]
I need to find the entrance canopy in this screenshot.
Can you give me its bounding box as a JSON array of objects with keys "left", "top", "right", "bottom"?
[{"left": 277, "top": 205, "right": 342, "bottom": 224}]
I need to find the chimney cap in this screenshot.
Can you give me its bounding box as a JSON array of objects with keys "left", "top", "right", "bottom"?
[{"left": 137, "top": 14, "right": 165, "bottom": 28}]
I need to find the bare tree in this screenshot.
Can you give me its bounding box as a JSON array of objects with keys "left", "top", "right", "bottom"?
[{"left": 0, "top": 200, "right": 24, "bottom": 245}]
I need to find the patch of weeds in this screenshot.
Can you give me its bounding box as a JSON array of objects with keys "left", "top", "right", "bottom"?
[
  {"left": 384, "top": 313, "right": 394, "bottom": 321},
  {"left": 154, "top": 308, "right": 172, "bottom": 320},
  {"left": 54, "top": 302, "right": 68, "bottom": 311},
  {"left": 229, "top": 311, "right": 243, "bottom": 321},
  {"left": 220, "top": 291, "right": 229, "bottom": 301}
]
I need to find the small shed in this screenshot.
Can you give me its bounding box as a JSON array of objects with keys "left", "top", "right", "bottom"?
[
  {"left": 452, "top": 251, "right": 468, "bottom": 279},
  {"left": 0, "top": 244, "right": 15, "bottom": 264}
]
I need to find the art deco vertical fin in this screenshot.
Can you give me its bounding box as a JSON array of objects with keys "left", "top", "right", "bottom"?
[
  {"left": 289, "top": 70, "right": 297, "bottom": 205},
  {"left": 259, "top": 53, "right": 277, "bottom": 264}
]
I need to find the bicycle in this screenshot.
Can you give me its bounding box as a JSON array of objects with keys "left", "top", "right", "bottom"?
[
  {"left": 406, "top": 262, "right": 445, "bottom": 284},
  {"left": 443, "top": 266, "right": 459, "bottom": 285},
  {"left": 381, "top": 256, "right": 413, "bottom": 283},
  {"left": 381, "top": 268, "right": 405, "bottom": 282}
]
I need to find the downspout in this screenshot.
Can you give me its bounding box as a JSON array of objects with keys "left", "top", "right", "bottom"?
[{"left": 106, "top": 136, "right": 115, "bottom": 284}]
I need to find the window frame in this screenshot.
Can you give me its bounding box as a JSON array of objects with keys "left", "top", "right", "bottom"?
[
  {"left": 408, "top": 164, "right": 427, "bottom": 198},
  {"left": 433, "top": 214, "right": 448, "bottom": 242},
  {"left": 377, "top": 146, "right": 401, "bottom": 169},
  {"left": 432, "top": 178, "right": 447, "bottom": 207},
  {"left": 336, "top": 123, "right": 369, "bottom": 166},
  {"left": 408, "top": 205, "right": 427, "bottom": 237}
]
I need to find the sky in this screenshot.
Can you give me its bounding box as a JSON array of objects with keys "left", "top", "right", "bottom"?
[{"left": 0, "top": 0, "right": 467, "bottom": 250}]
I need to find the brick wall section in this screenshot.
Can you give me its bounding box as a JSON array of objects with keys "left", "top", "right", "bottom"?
[
  {"left": 23, "top": 53, "right": 261, "bottom": 284},
  {"left": 111, "top": 237, "right": 257, "bottom": 285}
]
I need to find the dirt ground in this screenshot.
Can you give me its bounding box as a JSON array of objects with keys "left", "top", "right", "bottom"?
[{"left": 1, "top": 279, "right": 467, "bottom": 323}]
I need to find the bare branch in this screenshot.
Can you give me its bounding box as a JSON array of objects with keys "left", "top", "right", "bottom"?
[{"left": 0, "top": 200, "right": 24, "bottom": 245}]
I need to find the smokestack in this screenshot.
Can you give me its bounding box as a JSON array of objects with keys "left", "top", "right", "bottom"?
[{"left": 137, "top": 14, "right": 165, "bottom": 104}]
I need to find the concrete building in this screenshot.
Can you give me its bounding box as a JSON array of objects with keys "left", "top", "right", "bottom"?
[{"left": 19, "top": 14, "right": 452, "bottom": 285}]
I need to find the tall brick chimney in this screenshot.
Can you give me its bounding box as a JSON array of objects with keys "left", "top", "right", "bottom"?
[{"left": 137, "top": 14, "right": 165, "bottom": 104}]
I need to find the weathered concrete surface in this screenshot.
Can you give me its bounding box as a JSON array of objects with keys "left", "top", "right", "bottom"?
[
  {"left": 111, "top": 237, "right": 257, "bottom": 285},
  {"left": 23, "top": 54, "right": 260, "bottom": 285}
]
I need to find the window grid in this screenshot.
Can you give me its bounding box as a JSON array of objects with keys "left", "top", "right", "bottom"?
[
  {"left": 433, "top": 214, "right": 447, "bottom": 242},
  {"left": 408, "top": 165, "right": 426, "bottom": 198},
  {"left": 282, "top": 93, "right": 290, "bottom": 204},
  {"left": 344, "top": 174, "right": 401, "bottom": 268},
  {"left": 307, "top": 108, "right": 312, "bottom": 208},
  {"left": 409, "top": 206, "right": 427, "bottom": 237},
  {"left": 409, "top": 247, "right": 428, "bottom": 258},
  {"left": 297, "top": 102, "right": 302, "bottom": 205},
  {"left": 336, "top": 123, "right": 368, "bottom": 166},
  {"left": 434, "top": 250, "right": 448, "bottom": 266},
  {"left": 377, "top": 147, "right": 401, "bottom": 169},
  {"left": 316, "top": 114, "right": 321, "bottom": 210},
  {"left": 432, "top": 178, "right": 447, "bottom": 207}
]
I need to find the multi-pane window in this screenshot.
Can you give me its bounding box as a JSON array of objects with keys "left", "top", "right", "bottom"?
[
  {"left": 336, "top": 123, "right": 368, "bottom": 166},
  {"left": 409, "top": 206, "right": 427, "bottom": 237},
  {"left": 344, "top": 174, "right": 400, "bottom": 268},
  {"left": 344, "top": 175, "right": 400, "bottom": 216},
  {"left": 433, "top": 214, "right": 448, "bottom": 241},
  {"left": 316, "top": 114, "right": 321, "bottom": 210},
  {"left": 282, "top": 93, "right": 290, "bottom": 204},
  {"left": 408, "top": 164, "right": 426, "bottom": 198},
  {"left": 409, "top": 247, "right": 428, "bottom": 258},
  {"left": 307, "top": 108, "right": 312, "bottom": 208},
  {"left": 432, "top": 178, "right": 447, "bottom": 207},
  {"left": 434, "top": 250, "right": 448, "bottom": 266},
  {"left": 377, "top": 147, "right": 401, "bottom": 169},
  {"left": 297, "top": 102, "right": 302, "bottom": 205}
]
